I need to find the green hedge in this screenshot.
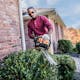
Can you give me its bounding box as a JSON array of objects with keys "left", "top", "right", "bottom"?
[
  {"left": 72, "top": 47, "right": 78, "bottom": 53},
  {"left": 0, "top": 49, "right": 76, "bottom": 80},
  {"left": 52, "top": 54, "right": 76, "bottom": 80},
  {"left": 58, "top": 39, "right": 73, "bottom": 53},
  {"left": 0, "top": 49, "right": 58, "bottom": 80},
  {"left": 76, "top": 42, "right": 80, "bottom": 54}
]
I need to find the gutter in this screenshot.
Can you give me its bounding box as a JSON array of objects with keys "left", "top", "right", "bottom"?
[{"left": 18, "top": 0, "right": 26, "bottom": 51}]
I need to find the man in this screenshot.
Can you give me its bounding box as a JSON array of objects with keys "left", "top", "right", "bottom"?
[
  {"left": 27, "top": 7, "right": 53, "bottom": 54},
  {"left": 27, "top": 7, "right": 53, "bottom": 38}
]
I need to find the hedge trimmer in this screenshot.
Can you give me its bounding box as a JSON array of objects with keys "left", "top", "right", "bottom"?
[{"left": 34, "top": 34, "right": 57, "bottom": 66}]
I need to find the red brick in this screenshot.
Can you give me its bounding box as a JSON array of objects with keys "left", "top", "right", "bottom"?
[{"left": 0, "top": 0, "right": 22, "bottom": 59}]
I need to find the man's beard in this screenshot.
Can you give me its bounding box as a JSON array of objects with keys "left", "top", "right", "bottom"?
[{"left": 32, "top": 16, "right": 36, "bottom": 19}]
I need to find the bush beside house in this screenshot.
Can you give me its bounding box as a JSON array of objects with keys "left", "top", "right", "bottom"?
[
  {"left": 0, "top": 49, "right": 76, "bottom": 80},
  {"left": 57, "top": 39, "right": 73, "bottom": 53},
  {"left": 52, "top": 55, "right": 76, "bottom": 80}
]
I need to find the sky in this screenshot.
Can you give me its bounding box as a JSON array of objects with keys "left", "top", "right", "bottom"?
[{"left": 22, "top": 0, "right": 80, "bottom": 29}]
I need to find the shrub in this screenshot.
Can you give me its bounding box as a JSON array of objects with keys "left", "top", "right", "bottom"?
[
  {"left": 72, "top": 47, "right": 78, "bottom": 53},
  {"left": 58, "top": 39, "right": 73, "bottom": 53},
  {"left": 76, "top": 42, "right": 80, "bottom": 54},
  {"left": 0, "top": 49, "right": 76, "bottom": 80},
  {"left": 0, "top": 49, "right": 58, "bottom": 80},
  {"left": 52, "top": 54, "right": 76, "bottom": 80}
]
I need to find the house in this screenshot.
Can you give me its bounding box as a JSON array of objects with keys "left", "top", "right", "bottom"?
[
  {"left": 0, "top": 0, "right": 66, "bottom": 59},
  {"left": 23, "top": 8, "right": 66, "bottom": 53}
]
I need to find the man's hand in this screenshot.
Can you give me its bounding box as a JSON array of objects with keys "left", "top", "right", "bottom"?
[{"left": 42, "top": 34, "right": 50, "bottom": 40}]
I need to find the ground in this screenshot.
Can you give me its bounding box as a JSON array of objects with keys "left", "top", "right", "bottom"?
[{"left": 72, "top": 56, "right": 80, "bottom": 80}]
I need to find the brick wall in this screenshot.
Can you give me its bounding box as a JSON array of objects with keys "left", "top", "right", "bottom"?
[{"left": 0, "top": 0, "right": 22, "bottom": 59}]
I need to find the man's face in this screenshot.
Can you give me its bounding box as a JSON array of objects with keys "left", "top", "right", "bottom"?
[{"left": 28, "top": 8, "right": 37, "bottom": 19}]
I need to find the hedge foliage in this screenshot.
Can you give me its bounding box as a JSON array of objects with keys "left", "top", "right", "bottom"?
[
  {"left": 52, "top": 54, "right": 76, "bottom": 80},
  {"left": 0, "top": 49, "right": 76, "bottom": 80},
  {"left": 58, "top": 39, "right": 73, "bottom": 53}
]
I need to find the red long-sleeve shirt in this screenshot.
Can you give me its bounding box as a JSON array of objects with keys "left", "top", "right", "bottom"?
[{"left": 28, "top": 15, "right": 53, "bottom": 38}]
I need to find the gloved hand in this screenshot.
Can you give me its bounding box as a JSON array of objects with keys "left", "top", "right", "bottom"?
[{"left": 42, "top": 34, "right": 50, "bottom": 40}]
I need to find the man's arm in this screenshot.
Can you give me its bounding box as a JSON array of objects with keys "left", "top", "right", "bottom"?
[{"left": 41, "top": 16, "right": 53, "bottom": 34}]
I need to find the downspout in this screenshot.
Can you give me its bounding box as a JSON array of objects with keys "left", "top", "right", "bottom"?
[{"left": 18, "top": 0, "right": 26, "bottom": 51}]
